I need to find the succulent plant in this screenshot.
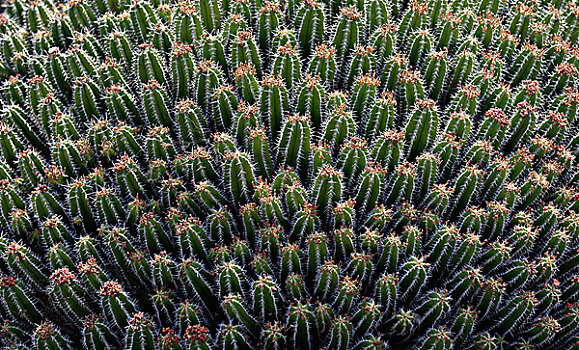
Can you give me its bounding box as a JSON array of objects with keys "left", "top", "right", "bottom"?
[{"left": 0, "top": 0, "right": 579, "bottom": 349}]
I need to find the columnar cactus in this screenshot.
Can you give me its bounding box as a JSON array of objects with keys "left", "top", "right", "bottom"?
[
  {"left": 294, "top": 0, "right": 324, "bottom": 59},
  {"left": 405, "top": 99, "right": 438, "bottom": 160},
  {"left": 0, "top": 0, "right": 578, "bottom": 349}
]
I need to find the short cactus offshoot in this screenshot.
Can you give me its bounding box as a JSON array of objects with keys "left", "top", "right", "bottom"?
[{"left": 0, "top": 0, "right": 578, "bottom": 349}]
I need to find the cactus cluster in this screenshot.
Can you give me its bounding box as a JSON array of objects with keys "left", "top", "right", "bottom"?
[{"left": 0, "top": 0, "right": 579, "bottom": 348}]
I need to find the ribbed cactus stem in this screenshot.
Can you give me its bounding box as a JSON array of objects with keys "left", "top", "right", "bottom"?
[
  {"left": 405, "top": 99, "right": 438, "bottom": 161},
  {"left": 308, "top": 43, "right": 336, "bottom": 84},
  {"left": 332, "top": 6, "right": 362, "bottom": 64},
  {"left": 277, "top": 113, "right": 311, "bottom": 176},
  {"left": 260, "top": 73, "right": 289, "bottom": 142},
  {"left": 232, "top": 30, "right": 262, "bottom": 79},
  {"left": 34, "top": 322, "right": 73, "bottom": 350},
  {"left": 296, "top": 74, "right": 325, "bottom": 129},
  {"left": 0, "top": 275, "right": 44, "bottom": 323}
]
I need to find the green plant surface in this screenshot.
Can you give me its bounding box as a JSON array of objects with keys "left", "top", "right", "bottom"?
[{"left": 0, "top": 0, "right": 578, "bottom": 349}]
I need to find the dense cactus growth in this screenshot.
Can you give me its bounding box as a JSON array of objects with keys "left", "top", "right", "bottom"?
[{"left": 0, "top": 0, "right": 579, "bottom": 348}]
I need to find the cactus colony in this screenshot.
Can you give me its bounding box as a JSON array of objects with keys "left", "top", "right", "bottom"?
[{"left": 0, "top": 0, "right": 579, "bottom": 348}]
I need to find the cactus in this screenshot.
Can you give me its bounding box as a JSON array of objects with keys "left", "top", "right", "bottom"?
[
  {"left": 277, "top": 113, "right": 311, "bottom": 176},
  {"left": 99, "top": 281, "right": 137, "bottom": 333},
  {"left": 231, "top": 30, "right": 262, "bottom": 78},
  {"left": 49, "top": 267, "right": 93, "bottom": 322},
  {"left": 313, "top": 259, "right": 339, "bottom": 300},
  {"left": 332, "top": 6, "right": 362, "bottom": 65},
  {"left": 294, "top": 0, "right": 325, "bottom": 59},
  {"left": 33, "top": 322, "right": 73, "bottom": 350},
  {"left": 260, "top": 73, "right": 289, "bottom": 142},
  {"left": 308, "top": 43, "right": 336, "bottom": 84},
  {"left": 0, "top": 0, "right": 578, "bottom": 348},
  {"left": 83, "top": 313, "right": 121, "bottom": 350},
  {"left": 405, "top": 99, "right": 438, "bottom": 161}
]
